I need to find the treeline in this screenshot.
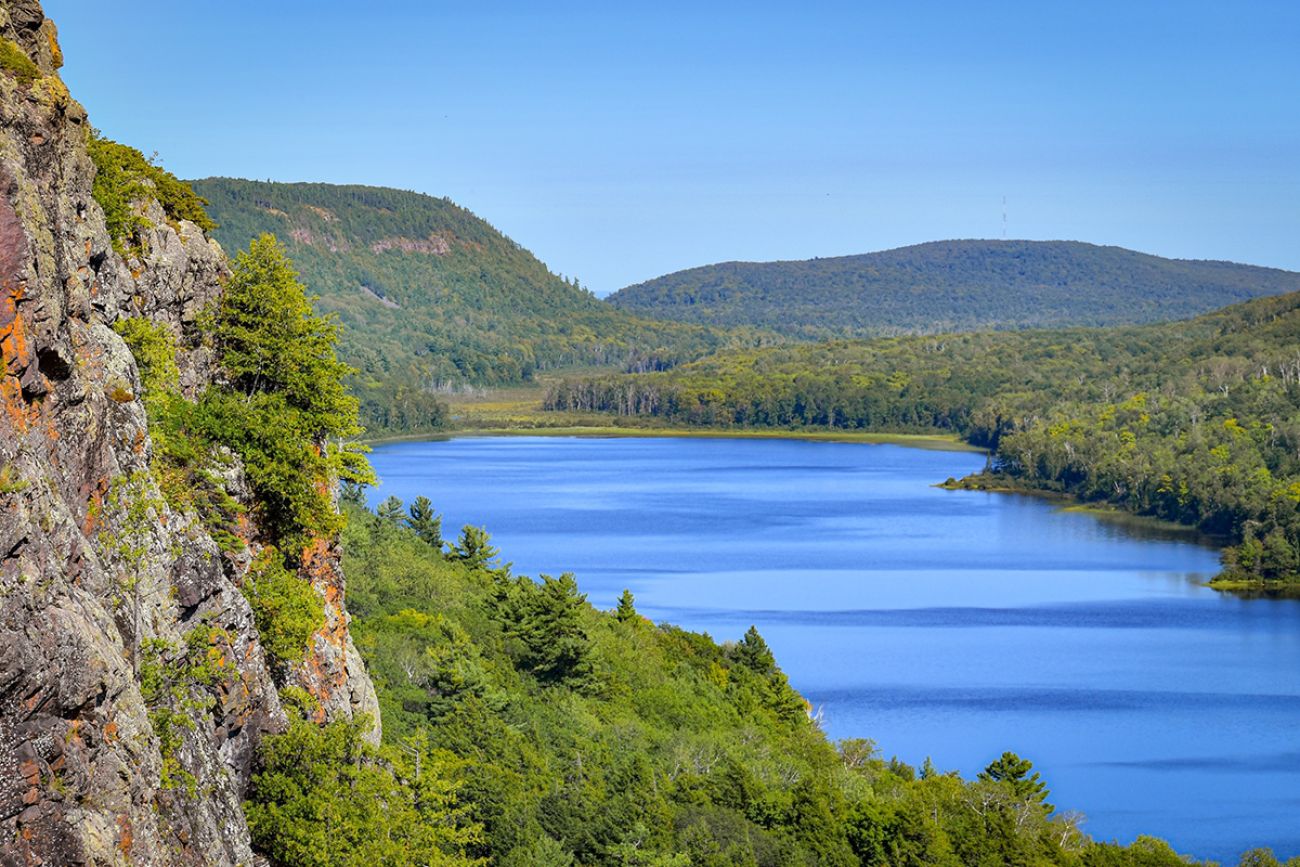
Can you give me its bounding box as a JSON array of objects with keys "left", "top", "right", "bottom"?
[
  {"left": 192, "top": 179, "right": 776, "bottom": 434},
  {"left": 546, "top": 290, "right": 1300, "bottom": 587},
  {"left": 296, "top": 493, "right": 1297, "bottom": 866},
  {"left": 607, "top": 239, "right": 1300, "bottom": 338}
]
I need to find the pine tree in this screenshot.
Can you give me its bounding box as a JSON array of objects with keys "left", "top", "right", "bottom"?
[
  {"left": 376, "top": 496, "right": 405, "bottom": 525},
  {"left": 406, "top": 495, "right": 443, "bottom": 550},
  {"left": 451, "top": 525, "right": 499, "bottom": 571},
  {"left": 615, "top": 588, "right": 638, "bottom": 623},
  {"left": 733, "top": 625, "right": 776, "bottom": 674},
  {"left": 515, "top": 573, "right": 593, "bottom": 688},
  {"left": 979, "top": 751, "right": 1050, "bottom": 806},
  {"left": 213, "top": 234, "right": 358, "bottom": 435}
]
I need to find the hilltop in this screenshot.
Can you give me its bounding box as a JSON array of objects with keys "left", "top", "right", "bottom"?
[
  {"left": 191, "top": 179, "right": 759, "bottom": 433},
  {"left": 607, "top": 239, "right": 1300, "bottom": 338}
]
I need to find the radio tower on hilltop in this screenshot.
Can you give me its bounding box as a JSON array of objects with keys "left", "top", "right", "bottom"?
[{"left": 1002, "top": 196, "right": 1007, "bottom": 239}]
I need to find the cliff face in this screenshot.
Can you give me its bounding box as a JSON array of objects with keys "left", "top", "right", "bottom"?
[{"left": 0, "top": 2, "right": 377, "bottom": 864}]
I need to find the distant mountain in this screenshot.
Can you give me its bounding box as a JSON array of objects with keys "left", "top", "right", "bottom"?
[
  {"left": 606, "top": 240, "right": 1300, "bottom": 338},
  {"left": 191, "top": 179, "right": 752, "bottom": 432}
]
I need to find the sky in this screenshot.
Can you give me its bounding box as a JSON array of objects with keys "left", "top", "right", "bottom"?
[{"left": 44, "top": 0, "right": 1300, "bottom": 295}]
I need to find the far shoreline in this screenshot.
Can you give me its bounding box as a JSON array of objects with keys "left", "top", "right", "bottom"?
[{"left": 362, "top": 425, "right": 986, "bottom": 452}]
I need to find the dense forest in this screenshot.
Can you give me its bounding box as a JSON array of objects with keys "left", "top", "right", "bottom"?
[
  {"left": 191, "top": 179, "right": 772, "bottom": 434},
  {"left": 608, "top": 240, "right": 1300, "bottom": 339},
  {"left": 302, "top": 490, "right": 1300, "bottom": 866},
  {"left": 547, "top": 289, "right": 1300, "bottom": 589}
]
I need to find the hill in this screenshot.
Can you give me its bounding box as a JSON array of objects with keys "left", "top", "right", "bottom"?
[
  {"left": 607, "top": 239, "right": 1300, "bottom": 337},
  {"left": 548, "top": 289, "right": 1300, "bottom": 590},
  {"left": 190, "top": 179, "right": 760, "bottom": 433}
]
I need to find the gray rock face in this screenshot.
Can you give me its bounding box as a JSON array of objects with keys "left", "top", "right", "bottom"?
[{"left": 0, "top": 3, "right": 379, "bottom": 864}]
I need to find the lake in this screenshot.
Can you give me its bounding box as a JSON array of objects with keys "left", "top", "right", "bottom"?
[{"left": 367, "top": 435, "right": 1300, "bottom": 863}]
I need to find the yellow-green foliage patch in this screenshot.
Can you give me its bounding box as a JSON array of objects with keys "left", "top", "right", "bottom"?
[{"left": 0, "top": 39, "right": 40, "bottom": 85}]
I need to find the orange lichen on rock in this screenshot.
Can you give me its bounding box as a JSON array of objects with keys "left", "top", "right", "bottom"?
[
  {"left": 0, "top": 285, "right": 36, "bottom": 431},
  {"left": 295, "top": 534, "right": 352, "bottom": 720},
  {"left": 116, "top": 816, "right": 133, "bottom": 857}
]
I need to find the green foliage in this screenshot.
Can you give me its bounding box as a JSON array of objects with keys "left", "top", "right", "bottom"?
[
  {"left": 113, "top": 318, "right": 180, "bottom": 400},
  {"left": 450, "top": 525, "right": 500, "bottom": 572},
  {"left": 0, "top": 462, "right": 28, "bottom": 495},
  {"left": 609, "top": 239, "right": 1300, "bottom": 338},
  {"left": 498, "top": 835, "right": 575, "bottom": 867},
  {"left": 0, "top": 38, "right": 41, "bottom": 85},
  {"left": 407, "top": 495, "right": 443, "bottom": 549},
  {"left": 551, "top": 289, "right": 1300, "bottom": 586},
  {"left": 211, "top": 234, "right": 356, "bottom": 429},
  {"left": 88, "top": 130, "right": 215, "bottom": 256},
  {"left": 113, "top": 316, "right": 247, "bottom": 553},
  {"left": 245, "top": 712, "right": 482, "bottom": 866},
  {"left": 339, "top": 499, "right": 1228, "bottom": 865},
  {"left": 493, "top": 572, "right": 596, "bottom": 689},
  {"left": 139, "top": 625, "right": 231, "bottom": 792},
  {"left": 979, "top": 751, "right": 1051, "bottom": 809},
  {"left": 200, "top": 234, "right": 373, "bottom": 552},
  {"left": 241, "top": 547, "right": 324, "bottom": 668},
  {"left": 377, "top": 495, "right": 406, "bottom": 525},
  {"left": 615, "top": 588, "right": 638, "bottom": 624},
  {"left": 732, "top": 625, "right": 776, "bottom": 674},
  {"left": 96, "top": 472, "right": 167, "bottom": 677},
  {"left": 191, "top": 178, "right": 772, "bottom": 434}
]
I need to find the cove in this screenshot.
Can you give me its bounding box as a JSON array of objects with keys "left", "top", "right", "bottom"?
[{"left": 367, "top": 435, "right": 1300, "bottom": 863}]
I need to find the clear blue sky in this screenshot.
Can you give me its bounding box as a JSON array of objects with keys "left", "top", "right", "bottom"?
[{"left": 45, "top": 0, "right": 1300, "bottom": 294}]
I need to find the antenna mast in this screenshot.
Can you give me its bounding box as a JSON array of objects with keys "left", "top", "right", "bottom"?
[{"left": 1002, "top": 196, "right": 1007, "bottom": 239}]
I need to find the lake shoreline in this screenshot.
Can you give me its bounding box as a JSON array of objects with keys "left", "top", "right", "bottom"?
[
  {"left": 365, "top": 425, "right": 985, "bottom": 452},
  {"left": 364, "top": 434, "right": 1276, "bottom": 861}
]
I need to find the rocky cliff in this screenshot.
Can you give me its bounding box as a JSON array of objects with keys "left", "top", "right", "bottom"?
[{"left": 0, "top": 2, "right": 377, "bottom": 864}]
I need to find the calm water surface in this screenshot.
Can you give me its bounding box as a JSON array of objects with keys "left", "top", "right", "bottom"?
[{"left": 368, "top": 436, "right": 1300, "bottom": 862}]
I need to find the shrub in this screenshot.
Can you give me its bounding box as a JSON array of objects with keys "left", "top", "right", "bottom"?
[
  {"left": 114, "top": 317, "right": 245, "bottom": 551},
  {"left": 241, "top": 547, "right": 324, "bottom": 668},
  {"left": 88, "top": 130, "right": 215, "bottom": 255},
  {"left": 0, "top": 38, "right": 40, "bottom": 85}
]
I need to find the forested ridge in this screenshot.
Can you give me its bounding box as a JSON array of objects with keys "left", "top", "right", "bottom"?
[
  {"left": 190, "top": 178, "right": 772, "bottom": 434},
  {"left": 607, "top": 240, "right": 1300, "bottom": 339},
  {"left": 547, "top": 289, "right": 1300, "bottom": 588}
]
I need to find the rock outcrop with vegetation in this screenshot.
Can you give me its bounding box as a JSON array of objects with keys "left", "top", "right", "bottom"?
[{"left": 0, "top": 3, "right": 376, "bottom": 863}]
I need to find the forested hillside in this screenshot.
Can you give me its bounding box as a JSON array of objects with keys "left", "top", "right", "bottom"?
[
  {"left": 547, "top": 290, "right": 1300, "bottom": 589},
  {"left": 318, "top": 492, "right": 1278, "bottom": 866},
  {"left": 608, "top": 240, "right": 1300, "bottom": 338},
  {"left": 191, "top": 179, "right": 767, "bottom": 433}
]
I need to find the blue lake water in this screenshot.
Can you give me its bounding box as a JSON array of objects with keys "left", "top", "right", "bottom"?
[{"left": 367, "top": 435, "right": 1300, "bottom": 863}]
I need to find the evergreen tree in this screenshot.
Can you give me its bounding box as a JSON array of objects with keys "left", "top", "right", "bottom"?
[
  {"left": 979, "top": 751, "right": 1050, "bottom": 807},
  {"left": 377, "top": 495, "right": 406, "bottom": 525},
  {"left": 201, "top": 233, "right": 372, "bottom": 551},
  {"left": 407, "top": 495, "right": 443, "bottom": 549},
  {"left": 339, "top": 479, "right": 368, "bottom": 507},
  {"left": 615, "top": 588, "right": 638, "bottom": 623},
  {"left": 212, "top": 233, "right": 357, "bottom": 430},
  {"left": 245, "top": 713, "right": 481, "bottom": 865},
  {"left": 451, "top": 525, "right": 500, "bottom": 571},
  {"left": 733, "top": 625, "right": 776, "bottom": 674},
  {"left": 514, "top": 573, "right": 594, "bottom": 688}
]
